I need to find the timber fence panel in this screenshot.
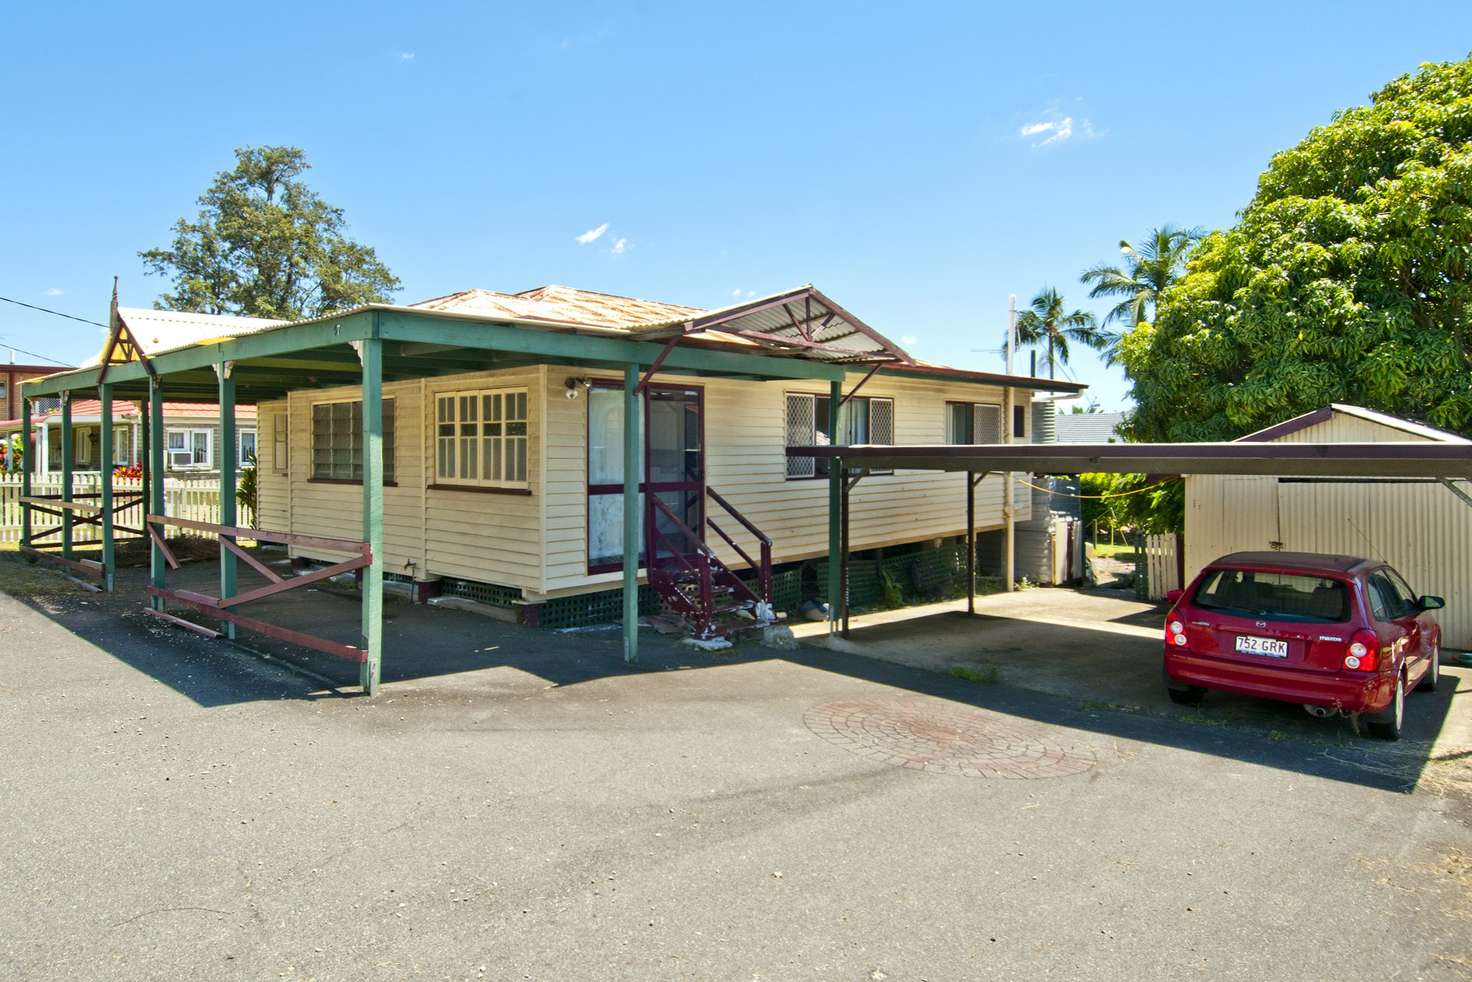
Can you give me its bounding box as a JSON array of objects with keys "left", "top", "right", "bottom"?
[
  {"left": 0, "top": 475, "right": 253, "bottom": 544},
  {"left": 1142, "top": 532, "right": 1182, "bottom": 601}
]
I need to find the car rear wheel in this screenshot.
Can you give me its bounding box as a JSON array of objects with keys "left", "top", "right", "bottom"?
[
  {"left": 1365, "top": 673, "right": 1404, "bottom": 741},
  {"left": 1167, "top": 685, "right": 1206, "bottom": 706}
]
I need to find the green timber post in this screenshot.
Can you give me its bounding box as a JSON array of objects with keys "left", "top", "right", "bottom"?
[
  {"left": 622, "top": 363, "right": 642, "bottom": 664},
  {"left": 359, "top": 334, "right": 384, "bottom": 694},
  {"left": 98, "top": 384, "right": 115, "bottom": 592},
  {"left": 217, "top": 363, "right": 237, "bottom": 638},
  {"left": 826, "top": 379, "right": 842, "bottom": 634},
  {"left": 148, "top": 379, "right": 166, "bottom": 609},
  {"left": 19, "top": 396, "right": 31, "bottom": 548},
  {"left": 60, "top": 392, "right": 73, "bottom": 560}
]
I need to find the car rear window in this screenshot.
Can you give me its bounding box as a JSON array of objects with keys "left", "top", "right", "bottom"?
[{"left": 1193, "top": 569, "right": 1350, "bottom": 623}]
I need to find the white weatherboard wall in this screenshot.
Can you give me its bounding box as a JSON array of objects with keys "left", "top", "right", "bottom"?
[
  {"left": 1185, "top": 410, "right": 1472, "bottom": 648},
  {"left": 258, "top": 364, "right": 1034, "bottom": 602}
]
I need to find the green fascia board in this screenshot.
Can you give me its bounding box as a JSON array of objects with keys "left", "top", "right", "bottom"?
[
  {"left": 21, "top": 306, "right": 847, "bottom": 398},
  {"left": 22, "top": 313, "right": 377, "bottom": 397},
  {"left": 376, "top": 311, "right": 846, "bottom": 381}
]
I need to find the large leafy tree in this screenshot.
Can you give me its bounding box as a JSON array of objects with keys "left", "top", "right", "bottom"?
[
  {"left": 1080, "top": 224, "right": 1202, "bottom": 364},
  {"left": 1122, "top": 55, "right": 1472, "bottom": 442},
  {"left": 141, "top": 146, "right": 399, "bottom": 319},
  {"left": 1011, "top": 287, "right": 1102, "bottom": 378}
]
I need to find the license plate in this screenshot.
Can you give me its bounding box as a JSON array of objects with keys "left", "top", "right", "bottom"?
[{"left": 1235, "top": 635, "right": 1288, "bottom": 658}]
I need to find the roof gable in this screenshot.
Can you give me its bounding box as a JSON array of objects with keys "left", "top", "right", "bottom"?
[{"left": 1237, "top": 404, "right": 1470, "bottom": 444}]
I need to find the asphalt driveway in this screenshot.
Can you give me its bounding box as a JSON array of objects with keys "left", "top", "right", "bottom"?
[{"left": 1, "top": 557, "right": 1469, "bottom": 981}]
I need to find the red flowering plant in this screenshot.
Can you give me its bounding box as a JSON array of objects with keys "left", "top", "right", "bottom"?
[{"left": 113, "top": 464, "right": 143, "bottom": 481}]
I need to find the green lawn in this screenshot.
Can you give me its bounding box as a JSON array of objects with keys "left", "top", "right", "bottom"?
[{"left": 1089, "top": 541, "right": 1136, "bottom": 559}]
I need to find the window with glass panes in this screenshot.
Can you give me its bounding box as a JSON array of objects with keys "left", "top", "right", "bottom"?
[
  {"left": 310, "top": 399, "right": 396, "bottom": 482},
  {"left": 435, "top": 389, "right": 529, "bottom": 488},
  {"left": 784, "top": 392, "right": 893, "bottom": 478},
  {"left": 945, "top": 402, "right": 1002, "bottom": 444}
]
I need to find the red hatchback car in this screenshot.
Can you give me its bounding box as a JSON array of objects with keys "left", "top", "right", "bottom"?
[{"left": 1163, "top": 552, "right": 1444, "bottom": 740}]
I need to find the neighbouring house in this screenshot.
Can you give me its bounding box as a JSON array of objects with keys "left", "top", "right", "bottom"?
[
  {"left": 1, "top": 359, "right": 68, "bottom": 420},
  {"left": 0, "top": 400, "right": 256, "bottom": 477},
  {"left": 1185, "top": 403, "right": 1472, "bottom": 648}
]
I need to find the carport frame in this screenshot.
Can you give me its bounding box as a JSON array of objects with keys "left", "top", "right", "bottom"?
[
  {"left": 790, "top": 440, "right": 1472, "bottom": 617},
  {"left": 20, "top": 304, "right": 857, "bottom": 693}
]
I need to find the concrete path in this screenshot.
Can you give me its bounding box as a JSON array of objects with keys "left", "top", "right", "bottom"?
[{"left": 1, "top": 558, "right": 1469, "bottom": 980}]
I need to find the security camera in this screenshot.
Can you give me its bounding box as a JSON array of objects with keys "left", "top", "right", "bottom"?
[{"left": 565, "top": 377, "right": 592, "bottom": 399}]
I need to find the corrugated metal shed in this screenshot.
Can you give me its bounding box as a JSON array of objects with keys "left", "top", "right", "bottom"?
[{"left": 1185, "top": 405, "right": 1472, "bottom": 648}]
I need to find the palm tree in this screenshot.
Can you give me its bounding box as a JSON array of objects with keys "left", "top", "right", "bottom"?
[
  {"left": 1080, "top": 224, "right": 1203, "bottom": 364},
  {"left": 1010, "top": 287, "right": 1102, "bottom": 379}
]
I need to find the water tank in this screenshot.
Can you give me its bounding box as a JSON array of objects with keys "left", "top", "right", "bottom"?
[{"left": 1032, "top": 400, "right": 1056, "bottom": 445}]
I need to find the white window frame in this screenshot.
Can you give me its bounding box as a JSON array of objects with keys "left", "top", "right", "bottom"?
[
  {"left": 434, "top": 387, "right": 530, "bottom": 489},
  {"left": 310, "top": 398, "right": 396, "bottom": 483},
  {"left": 271, "top": 412, "right": 289, "bottom": 474},
  {"left": 238, "top": 428, "right": 258, "bottom": 468},
  {"left": 166, "top": 427, "right": 212, "bottom": 470}
]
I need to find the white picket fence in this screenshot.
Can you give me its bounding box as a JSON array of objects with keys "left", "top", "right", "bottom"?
[
  {"left": 0, "top": 475, "right": 253, "bottom": 544},
  {"left": 1141, "top": 532, "right": 1183, "bottom": 600}
]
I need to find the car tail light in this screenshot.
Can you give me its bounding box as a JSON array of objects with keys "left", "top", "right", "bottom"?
[
  {"left": 1165, "top": 619, "right": 1188, "bottom": 647},
  {"left": 1343, "top": 629, "right": 1380, "bottom": 671}
]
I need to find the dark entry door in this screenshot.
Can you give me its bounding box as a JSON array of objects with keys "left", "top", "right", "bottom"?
[{"left": 587, "top": 384, "right": 704, "bottom": 572}]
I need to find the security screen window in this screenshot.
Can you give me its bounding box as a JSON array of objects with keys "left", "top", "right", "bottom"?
[{"left": 785, "top": 393, "right": 893, "bottom": 478}]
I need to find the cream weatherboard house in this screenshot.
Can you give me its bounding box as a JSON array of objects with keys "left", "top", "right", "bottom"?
[
  {"left": 18, "top": 284, "right": 1082, "bottom": 691},
  {"left": 248, "top": 286, "right": 1079, "bottom": 617}
]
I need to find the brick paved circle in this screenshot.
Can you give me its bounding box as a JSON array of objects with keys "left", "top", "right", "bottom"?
[{"left": 804, "top": 698, "right": 1100, "bottom": 779}]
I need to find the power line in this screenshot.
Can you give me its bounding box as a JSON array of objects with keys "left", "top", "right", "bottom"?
[
  {"left": 0, "top": 338, "right": 72, "bottom": 367},
  {"left": 0, "top": 295, "right": 108, "bottom": 329}
]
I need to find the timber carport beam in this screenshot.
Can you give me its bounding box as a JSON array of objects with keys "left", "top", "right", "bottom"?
[{"left": 788, "top": 440, "right": 1472, "bottom": 627}]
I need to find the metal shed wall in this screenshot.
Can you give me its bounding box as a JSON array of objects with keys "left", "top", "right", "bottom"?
[{"left": 1184, "top": 412, "right": 1472, "bottom": 648}]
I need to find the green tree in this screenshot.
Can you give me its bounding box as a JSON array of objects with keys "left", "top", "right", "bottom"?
[
  {"left": 141, "top": 146, "right": 400, "bottom": 319},
  {"left": 1010, "top": 287, "right": 1102, "bottom": 379},
  {"left": 1080, "top": 225, "right": 1202, "bottom": 364},
  {"left": 1122, "top": 55, "right": 1472, "bottom": 442}
]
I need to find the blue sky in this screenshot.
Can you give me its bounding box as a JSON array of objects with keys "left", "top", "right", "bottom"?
[{"left": 3, "top": 2, "right": 1470, "bottom": 408}]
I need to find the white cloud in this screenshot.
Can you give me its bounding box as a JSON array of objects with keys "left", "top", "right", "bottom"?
[
  {"left": 1018, "top": 113, "right": 1095, "bottom": 148},
  {"left": 398, "top": 52, "right": 416, "bottom": 62},
  {"left": 610, "top": 237, "right": 627, "bottom": 255},
  {"left": 731, "top": 288, "right": 744, "bottom": 297},
  {"left": 745, "top": 290, "right": 755, "bottom": 297},
  {"left": 900, "top": 335, "right": 917, "bottom": 346},
  {"left": 575, "top": 222, "right": 609, "bottom": 245},
  {"left": 44, "top": 287, "right": 64, "bottom": 297}
]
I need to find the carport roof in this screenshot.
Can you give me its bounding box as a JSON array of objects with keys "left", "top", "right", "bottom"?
[{"left": 785, "top": 441, "right": 1472, "bottom": 479}]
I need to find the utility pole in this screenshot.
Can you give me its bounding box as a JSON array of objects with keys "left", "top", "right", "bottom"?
[{"left": 1003, "top": 295, "right": 1016, "bottom": 592}]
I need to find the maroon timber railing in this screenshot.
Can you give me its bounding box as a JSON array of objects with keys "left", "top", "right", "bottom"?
[
  {"left": 16, "top": 495, "right": 122, "bottom": 582},
  {"left": 144, "top": 514, "right": 372, "bottom": 662},
  {"left": 645, "top": 491, "right": 770, "bottom": 640},
  {"left": 705, "top": 487, "right": 772, "bottom": 606}
]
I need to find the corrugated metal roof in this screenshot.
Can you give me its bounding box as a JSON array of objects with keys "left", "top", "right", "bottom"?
[
  {"left": 54, "top": 284, "right": 1083, "bottom": 395},
  {"left": 1238, "top": 404, "right": 1471, "bottom": 444},
  {"left": 412, "top": 284, "right": 701, "bottom": 330},
  {"left": 80, "top": 308, "right": 288, "bottom": 367},
  {"left": 1055, "top": 411, "right": 1126, "bottom": 443}
]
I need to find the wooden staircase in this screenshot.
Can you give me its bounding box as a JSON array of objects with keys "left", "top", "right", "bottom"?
[{"left": 646, "top": 488, "right": 775, "bottom": 641}]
